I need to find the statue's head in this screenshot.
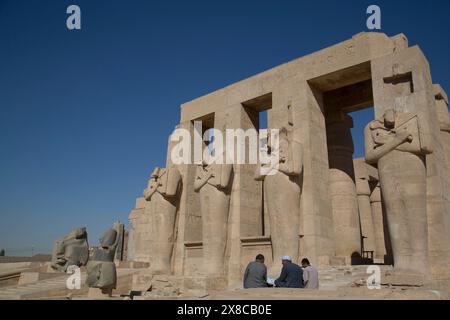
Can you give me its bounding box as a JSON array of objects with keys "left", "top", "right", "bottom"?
[
  {"left": 383, "top": 109, "right": 396, "bottom": 129},
  {"left": 99, "top": 228, "right": 117, "bottom": 248}
]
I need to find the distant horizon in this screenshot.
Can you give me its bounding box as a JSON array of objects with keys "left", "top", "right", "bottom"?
[{"left": 1, "top": 0, "right": 449, "bottom": 255}]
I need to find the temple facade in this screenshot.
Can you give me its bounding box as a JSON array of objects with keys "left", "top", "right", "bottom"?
[{"left": 127, "top": 32, "right": 450, "bottom": 288}]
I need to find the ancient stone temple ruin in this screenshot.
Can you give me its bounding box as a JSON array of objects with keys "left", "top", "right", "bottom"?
[{"left": 127, "top": 32, "right": 450, "bottom": 289}]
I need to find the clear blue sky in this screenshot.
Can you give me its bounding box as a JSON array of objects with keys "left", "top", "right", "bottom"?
[{"left": 0, "top": 0, "right": 449, "bottom": 255}]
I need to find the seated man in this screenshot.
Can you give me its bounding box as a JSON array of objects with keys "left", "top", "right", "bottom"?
[
  {"left": 243, "top": 254, "right": 268, "bottom": 289},
  {"left": 274, "top": 256, "right": 304, "bottom": 288},
  {"left": 301, "top": 258, "right": 319, "bottom": 289}
]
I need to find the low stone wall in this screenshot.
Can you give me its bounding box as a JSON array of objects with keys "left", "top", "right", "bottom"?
[{"left": 0, "top": 255, "right": 51, "bottom": 263}]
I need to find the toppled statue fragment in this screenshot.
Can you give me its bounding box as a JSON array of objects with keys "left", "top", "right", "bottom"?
[
  {"left": 86, "top": 227, "right": 119, "bottom": 296},
  {"left": 51, "top": 227, "right": 89, "bottom": 272}
]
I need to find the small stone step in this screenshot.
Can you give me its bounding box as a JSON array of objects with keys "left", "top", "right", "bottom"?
[
  {"left": 0, "top": 295, "right": 20, "bottom": 299},
  {"left": 22, "top": 285, "right": 45, "bottom": 289},
  {"left": 2, "top": 288, "right": 25, "bottom": 292},
  {"left": 39, "top": 278, "right": 69, "bottom": 284},
  {"left": 3, "top": 291, "right": 25, "bottom": 296}
]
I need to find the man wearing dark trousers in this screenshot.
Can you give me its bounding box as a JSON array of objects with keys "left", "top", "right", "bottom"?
[{"left": 274, "top": 256, "right": 304, "bottom": 288}]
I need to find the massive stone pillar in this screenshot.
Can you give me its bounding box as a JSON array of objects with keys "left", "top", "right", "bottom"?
[
  {"left": 371, "top": 47, "right": 450, "bottom": 281},
  {"left": 170, "top": 121, "right": 201, "bottom": 277},
  {"left": 354, "top": 159, "right": 376, "bottom": 256},
  {"left": 144, "top": 165, "right": 182, "bottom": 274},
  {"left": 194, "top": 163, "right": 233, "bottom": 276},
  {"left": 433, "top": 85, "right": 450, "bottom": 233},
  {"left": 138, "top": 198, "right": 154, "bottom": 264},
  {"left": 127, "top": 197, "right": 146, "bottom": 262},
  {"left": 113, "top": 221, "right": 125, "bottom": 262},
  {"left": 326, "top": 111, "right": 361, "bottom": 263},
  {"left": 299, "top": 83, "right": 336, "bottom": 267},
  {"left": 217, "top": 104, "right": 265, "bottom": 286},
  {"left": 369, "top": 183, "right": 387, "bottom": 263},
  {"left": 255, "top": 127, "right": 303, "bottom": 274},
  {"left": 365, "top": 110, "right": 430, "bottom": 275},
  {"left": 129, "top": 168, "right": 182, "bottom": 272},
  {"left": 433, "top": 85, "right": 450, "bottom": 278},
  {"left": 433, "top": 85, "right": 450, "bottom": 169}
]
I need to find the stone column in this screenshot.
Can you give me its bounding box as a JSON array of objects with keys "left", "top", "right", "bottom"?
[
  {"left": 369, "top": 183, "right": 387, "bottom": 263},
  {"left": 194, "top": 110, "right": 234, "bottom": 278},
  {"left": 432, "top": 84, "right": 450, "bottom": 279},
  {"left": 113, "top": 222, "right": 125, "bottom": 262},
  {"left": 326, "top": 111, "right": 361, "bottom": 263},
  {"left": 128, "top": 197, "right": 147, "bottom": 263},
  {"left": 354, "top": 159, "right": 376, "bottom": 256},
  {"left": 219, "top": 104, "right": 264, "bottom": 286},
  {"left": 127, "top": 208, "right": 137, "bottom": 262},
  {"left": 196, "top": 168, "right": 232, "bottom": 276},
  {"left": 292, "top": 82, "right": 335, "bottom": 267},
  {"left": 433, "top": 85, "right": 450, "bottom": 218},
  {"left": 146, "top": 186, "right": 180, "bottom": 274},
  {"left": 370, "top": 46, "right": 450, "bottom": 280},
  {"left": 171, "top": 121, "right": 202, "bottom": 277}
]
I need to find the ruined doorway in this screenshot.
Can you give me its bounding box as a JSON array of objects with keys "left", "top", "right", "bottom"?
[
  {"left": 308, "top": 62, "right": 392, "bottom": 265},
  {"left": 240, "top": 93, "right": 272, "bottom": 238}
]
